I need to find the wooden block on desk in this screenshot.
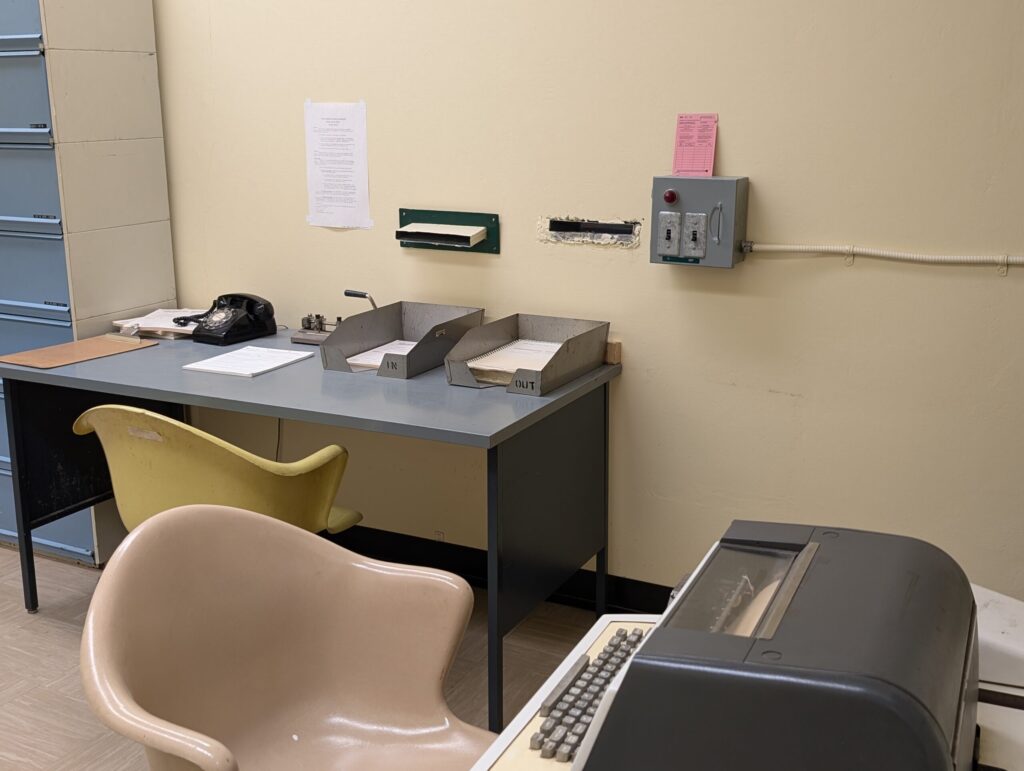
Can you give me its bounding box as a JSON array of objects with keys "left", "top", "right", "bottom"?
[{"left": 604, "top": 341, "right": 622, "bottom": 365}]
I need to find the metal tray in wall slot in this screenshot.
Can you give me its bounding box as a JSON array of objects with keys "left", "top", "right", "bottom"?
[
  {"left": 321, "top": 301, "right": 484, "bottom": 379},
  {"left": 0, "top": 50, "right": 52, "bottom": 144},
  {"left": 0, "top": 145, "right": 62, "bottom": 234},
  {"left": 445, "top": 313, "right": 609, "bottom": 396}
]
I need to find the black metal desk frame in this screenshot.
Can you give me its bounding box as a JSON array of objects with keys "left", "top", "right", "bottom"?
[{"left": 2, "top": 349, "right": 613, "bottom": 732}]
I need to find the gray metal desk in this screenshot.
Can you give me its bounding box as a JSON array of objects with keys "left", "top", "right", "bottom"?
[{"left": 0, "top": 333, "right": 620, "bottom": 731}]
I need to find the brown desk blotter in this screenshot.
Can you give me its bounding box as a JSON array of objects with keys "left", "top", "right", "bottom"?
[{"left": 0, "top": 335, "right": 157, "bottom": 369}]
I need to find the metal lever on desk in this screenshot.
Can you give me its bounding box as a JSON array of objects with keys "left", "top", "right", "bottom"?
[{"left": 344, "top": 289, "right": 377, "bottom": 310}]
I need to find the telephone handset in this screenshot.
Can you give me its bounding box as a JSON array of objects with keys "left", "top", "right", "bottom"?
[{"left": 175, "top": 293, "right": 277, "bottom": 346}]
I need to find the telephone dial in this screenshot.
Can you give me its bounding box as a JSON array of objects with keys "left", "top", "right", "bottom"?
[{"left": 174, "top": 293, "right": 277, "bottom": 345}]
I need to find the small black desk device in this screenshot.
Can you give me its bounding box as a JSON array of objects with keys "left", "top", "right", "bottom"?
[
  {"left": 580, "top": 521, "right": 980, "bottom": 771},
  {"left": 176, "top": 293, "right": 276, "bottom": 346}
]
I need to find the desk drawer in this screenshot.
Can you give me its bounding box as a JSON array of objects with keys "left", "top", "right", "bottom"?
[
  {"left": 0, "top": 145, "right": 62, "bottom": 232},
  {"left": 0, "top": 233, "right": 70, "bottom": 320},
  {"left": 0, "top": 51, "right": 52, "bottom": 144},
  {"left": 0, "top": 0, "right": 42, "bottom": 38},
  {"left": 0, "top": 312, "right": 72, "bottom": 355}
]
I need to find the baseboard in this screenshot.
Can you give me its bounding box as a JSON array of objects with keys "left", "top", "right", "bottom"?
[{"left": 326, "top": 525, "right": 671, "bottom": 615}]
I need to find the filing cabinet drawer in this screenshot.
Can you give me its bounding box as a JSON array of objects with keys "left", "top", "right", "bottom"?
[
  {"left": 0, "top": 312, "right": 72, "bottom": 355},
  {"left": 0, "top": 0, "right": 42, "bottom": 38},
  {"left": 0, "top": 396, "right": 93, "bottom": 558},
  {"left": 0, "top": 233, "right": 70, "bottom": 319},
  {"left": 0, "top": 145, "right": 62, "bottom": 231},
  {"left": 0, "top": 468, "right": 13, "bottom": 536},
  {"left": 0, "top": 383, "right": 8, "bottom": 462},
  {"left": 0, "top": 52, "right": 52, "bottom": 144},
  {"left": 0, "top": 471, "right": 94, "bottom": 559}
]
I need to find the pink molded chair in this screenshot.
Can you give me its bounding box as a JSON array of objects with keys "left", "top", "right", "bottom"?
[{"left": 80, "top": 504, "right": 493, "bottom": 770}]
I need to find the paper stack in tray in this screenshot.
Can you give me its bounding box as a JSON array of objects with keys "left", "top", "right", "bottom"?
[
  {"left": 466, "top": 339, "right": 561, "bottom": 386},
  {"left": 346, "top": 340, "right": 417, "bottom": 372}
]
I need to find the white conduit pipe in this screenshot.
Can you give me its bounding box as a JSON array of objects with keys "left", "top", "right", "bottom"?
[{"left": 747, "top": 242, "right": 1024, "bottom": 268}]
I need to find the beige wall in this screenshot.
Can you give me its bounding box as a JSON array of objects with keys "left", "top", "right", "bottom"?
[{"left": 152, "top": 0, "right": 1024, "bottom": 593}]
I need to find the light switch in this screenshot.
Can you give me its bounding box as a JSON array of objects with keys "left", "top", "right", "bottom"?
[
  {"left": 657, "top": 211, "right": 681, "bottom": 257},
  {"left": 682, "top": 212, "right": 707, "bottom": 259}
]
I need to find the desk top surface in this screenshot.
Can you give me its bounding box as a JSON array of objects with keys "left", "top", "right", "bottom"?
[{"left": 0, "top": 334, "right": 620, "bottom": 448}]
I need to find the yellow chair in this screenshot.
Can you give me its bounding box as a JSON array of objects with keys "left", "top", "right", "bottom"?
[
  {"left": 72, "top": 405, "right": 362, "bottom": 534},
  {"left": 81, "top": 504, "right": 493, "bottom": 771}
]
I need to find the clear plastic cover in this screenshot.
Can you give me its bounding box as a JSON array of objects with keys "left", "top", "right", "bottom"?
[{"left": 666, "top": 545, "right": 797, "bottom": 637}]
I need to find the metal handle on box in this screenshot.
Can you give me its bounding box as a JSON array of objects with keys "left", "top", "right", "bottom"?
[{"left": 711, "top": 203, "right": 724, "bottom": 245}]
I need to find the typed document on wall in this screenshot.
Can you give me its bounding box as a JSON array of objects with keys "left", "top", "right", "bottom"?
[{"left": 304, "top": 100, "right": 373, "bottom": 229}]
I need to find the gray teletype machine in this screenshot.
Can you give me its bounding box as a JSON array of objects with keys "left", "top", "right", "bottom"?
[{"left": 475, "top": 520, "right": 982, "bottom": 770}]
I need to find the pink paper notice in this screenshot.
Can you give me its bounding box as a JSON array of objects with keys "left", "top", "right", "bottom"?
[{"left": 672, "top": 113, "right": 718, "bottom": 176}]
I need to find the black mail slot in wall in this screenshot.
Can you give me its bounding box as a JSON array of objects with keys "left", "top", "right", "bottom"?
[{"left": 547, "top": 219, "right": 636, "bottom": 236}]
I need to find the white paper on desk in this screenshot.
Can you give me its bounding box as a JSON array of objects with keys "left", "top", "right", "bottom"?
[
  {"left": 183, "top": 347, "right": 314, "bottom": 377},
  {"left": 346, "top": 339, "right": 417, "bottom": 371},
  {"left": 304, "top": 100, "right": 373, "bottom": 229}
]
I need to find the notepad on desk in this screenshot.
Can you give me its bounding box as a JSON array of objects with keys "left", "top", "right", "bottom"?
[
  {"left": 183, "top": 347, "right": 314, "bottom": 377},
  {"left": 346, "top": 339, "right": 417, "bottom": 372},
  {"left": 466, "top": 339, "right": 561, "bottom": 386}
]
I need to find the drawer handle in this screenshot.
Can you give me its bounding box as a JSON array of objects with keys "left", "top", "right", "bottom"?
[
  {"left": 0, "top": 50, "right": 42, "bottom": 59},
  {"left": 0, "top": 300, "right": 70, "bottom": 320},
  {"left": 0, "top": 34, "right": 43, "bottom": 54},
  {"left": 0, "top": 128, "right": 52, "bottom": 145},
  {"left": 0, "top": 215, "right": 62, "bottom": 237},
  {"left": 0, "top": 312, "right": 71, "bottom": 328},
  {"left": 0, "top": 229, "right": 61, "bottom": 241}
]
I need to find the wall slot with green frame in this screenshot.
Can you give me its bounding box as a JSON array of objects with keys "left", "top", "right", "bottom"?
[{"left": 396, "top": 209, "right": 500, "bottom": 254}]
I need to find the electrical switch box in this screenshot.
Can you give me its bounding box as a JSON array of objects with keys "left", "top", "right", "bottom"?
[{"left": 650, "top": 176, "right": 748, "bottom": 268}]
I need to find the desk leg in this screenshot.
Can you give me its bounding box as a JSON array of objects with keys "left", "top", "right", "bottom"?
[
  {"left": 596, "top": 383, "right": 610, "bottom": 617},
  {"left": 485, "top": 385, "right": 609, "bottom": 732},
  {"left": 15, "top": 514, "right": 37, "bottom": 612},
  {"left": 487, "top": 446, "right": 503, "bottom": 732},
  {"left": 6, "top": 380, "right": 38, "bottom": 612}
]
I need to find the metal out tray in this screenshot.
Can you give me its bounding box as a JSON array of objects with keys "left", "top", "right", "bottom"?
[
  {"left": 445, "top": 313, "right": 609, "bottom": 396},
  {"left": 320, "top": 301, "right": 483, "bottom": 379}
]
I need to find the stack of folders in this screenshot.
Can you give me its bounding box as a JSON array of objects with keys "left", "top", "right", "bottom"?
[
  {"left": 113, "top": 308, "right": 207, "bottom": 339},
  {"left": 466, "top": 339, "right": 561, "bottom": 386}
]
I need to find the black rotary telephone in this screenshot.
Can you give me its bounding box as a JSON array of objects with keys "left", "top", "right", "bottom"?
[{"left": 174, "top": 293, "right": 277, "bottom": 346}]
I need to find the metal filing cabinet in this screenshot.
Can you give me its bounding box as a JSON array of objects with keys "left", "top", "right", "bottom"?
[{"left": 0, "top": 0, "right": 177, "bottom": 563}]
